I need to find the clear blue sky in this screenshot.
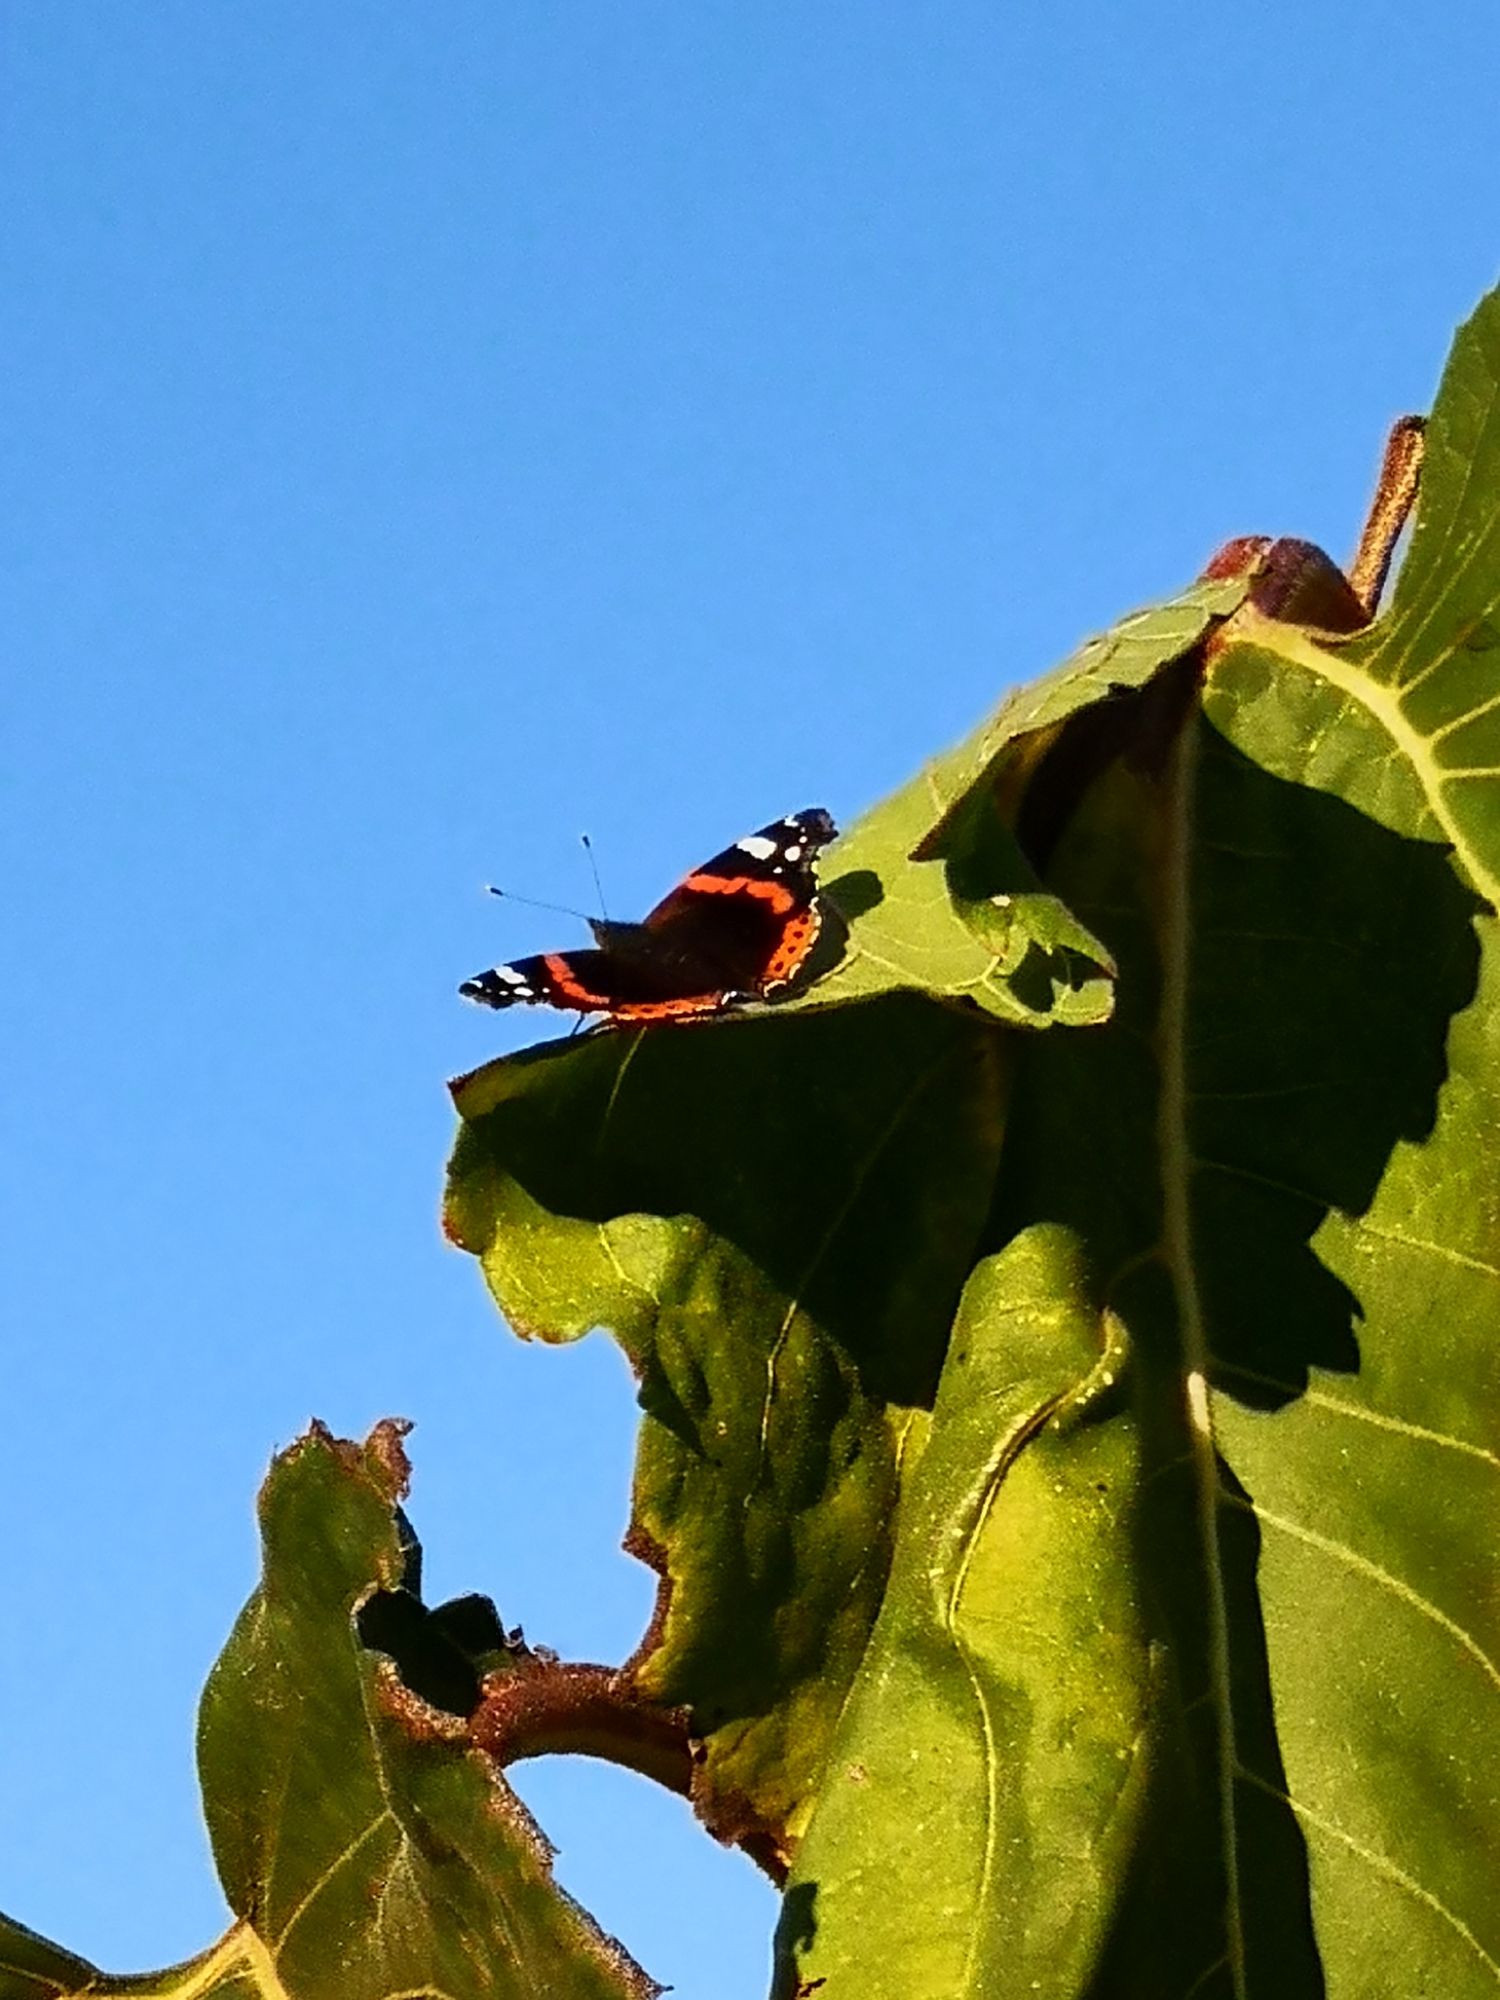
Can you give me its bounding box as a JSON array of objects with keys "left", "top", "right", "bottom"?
[{"left": 6, "top": 6, "right": 1498, "bottom": 1994}]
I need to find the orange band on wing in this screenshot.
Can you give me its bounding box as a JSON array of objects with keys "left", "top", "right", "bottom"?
[
  {"left": 542, "top": 954, "right": 726, "bottom": 1022},
  {"left": 607, "top": 992, "right": 726, "bottom": 1023},
  {"left": 680, "top": 871, "right": 797, "bottom": 914},
  {"left": 761, "top": 907, "right": 821, "bottom": 989},
  {"left": 540, "top": 953, "right": 614, "bottom": 1010}
]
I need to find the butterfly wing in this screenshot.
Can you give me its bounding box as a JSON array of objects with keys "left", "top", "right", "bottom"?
[
  {"left": 637, "top": 808, "right": 836, "bottom": 996},
  {"left": 459, "top": 947, "right": 728, "bottom": 1019},
  {"left": 459, "top": 809, "right": 838, "bottom": 1020}
]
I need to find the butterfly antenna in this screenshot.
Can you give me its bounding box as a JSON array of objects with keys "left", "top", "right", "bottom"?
[
  {"left": 580, "top": 832, "right": 609, "bottom": 921},
  {"left": 485, "top": 885, "right": 592, "bottom": 922}
]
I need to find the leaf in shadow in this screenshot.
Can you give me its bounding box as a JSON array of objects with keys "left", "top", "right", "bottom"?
[{"left": 446, "top": 993, "right": 1008, "bottom": 1851}]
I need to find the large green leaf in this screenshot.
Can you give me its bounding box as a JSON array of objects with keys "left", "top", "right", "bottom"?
[
  {"left": 440, "top": 562, "right": 1251, "bottom": 1862},
  {"left": 778, "top": 294, "right": 1500, "bottom": 1997},
  {"left": 447, "top": 996, "right": 1007, "bottom": 1856},
  {"left": 0, "top": 1424, "right": 659, "bottom": 1999},
  {"left": 199, "top": 1421, "right": 659, "bottom": 1999},
  {"left": 775, "top": 1224, "right": 1149, "bottom": 1996}
]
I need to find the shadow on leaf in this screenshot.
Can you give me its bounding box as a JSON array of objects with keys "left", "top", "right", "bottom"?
[
  {"left": 990, "top": 715, "right": 1485, "bottom": 1409},
  {"left": 449, "top": 990, "right": 1006, "bottom": 1412}
]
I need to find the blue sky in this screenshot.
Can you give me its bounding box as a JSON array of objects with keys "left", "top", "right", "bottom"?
[{"left": 6, "top": 6, "right": 1499, "bottom": 1995}]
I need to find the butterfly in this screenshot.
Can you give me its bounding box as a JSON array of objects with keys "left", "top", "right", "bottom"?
[{"left": 459, "top": 808, "right": 838, "bottom": 1024}]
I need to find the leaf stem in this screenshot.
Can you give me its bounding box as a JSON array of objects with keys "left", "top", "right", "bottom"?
[{"left": 470, "top": 1660, "right": 694, "bottom": 1798}]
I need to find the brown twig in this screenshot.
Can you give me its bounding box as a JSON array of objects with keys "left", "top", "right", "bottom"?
[
  {"left": 469, "top": 1658, "right": 696, "bottom": 1800},
  {"left": 1347, "top": 414, "right": 1425, "bottom": 618}
]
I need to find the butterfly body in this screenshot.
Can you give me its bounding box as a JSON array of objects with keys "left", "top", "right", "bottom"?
[{"left": 460, "top": 808, "right": 837, "bottom": 1024}]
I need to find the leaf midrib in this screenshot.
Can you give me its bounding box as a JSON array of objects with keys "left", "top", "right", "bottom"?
[
  {"left": 1232, "top": 610, "right": 1500, "bottom": 909},
  {"left": 1157, "top": 717, "right": 1248, "bottom": 2000}
]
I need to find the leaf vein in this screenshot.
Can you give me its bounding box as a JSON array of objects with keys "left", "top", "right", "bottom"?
[
  {"left": 1181, "top": 1952, "right": 1232, "bottom": 2000},
  {"left": 1429, "top": 685, "right": 1500, "bottom": 740},
  {"left": 1215, "top": 1366, "right": 1499, "bottom": 1465},
  {"left": 754, "top": 1052, "right": 960, "bottom": 1478},
  {"left": 1230, "top": 1500, "right": 1500, "bottom": 1687},
  {"left": 1342, "top": 1214, "right": 1500, "bottom": 1278},
  {"left": 270, "top": 1809, "right": 395, "bottom": 1954},
  {"left": 1237, "top": 1770, "right": 1500, "bottom": 1982}
]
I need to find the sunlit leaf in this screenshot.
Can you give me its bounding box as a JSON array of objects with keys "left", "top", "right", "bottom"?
[
  {"left": 778, "top": 292, "right": 1500, "bottom": 1997},
  {"left": 777, "top": 1225, "right": 1148, "bottom": 1995},
  {"left": 805, "top": 575, "right": 1247, "bottom": 1028},
  {"left": 0, "top": 1425, "right": 659, "bottom": 1999}
]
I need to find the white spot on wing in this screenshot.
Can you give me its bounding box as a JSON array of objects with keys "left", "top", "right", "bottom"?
[{"left": 736, "top": 834, "right": 778, "bottom": 860}]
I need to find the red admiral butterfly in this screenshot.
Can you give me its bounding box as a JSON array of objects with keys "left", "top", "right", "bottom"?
[{"left": 460, "top": 808, "right": 838, "bottom": 1025}]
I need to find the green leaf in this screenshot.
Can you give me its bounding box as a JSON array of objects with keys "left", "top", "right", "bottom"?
[
  {"left": 0, "top": 1914, "right": 107, "bottom": 1998},
  {"left": 805, "top": 575, "right": 1248, "bottom": 1030},
  {"left": 446, "top": 996, "right": 1007, "bottom": 1854},
  {"left": 924, "top": 573, "right": 1251, "bottom": 797},
  {"left": 1319, "top": 286, "right": 1500, "bottom": 912},
  {"left": 198, "top": 1421, "right": 659, "bottom": 1999},
  {"left": 776, "top": 1224, "right": 1148, "bottom": 1996},
  {"left": 1361, "top": 288, "right": 1500, "bottom": 715},
  {"left": 0, "top": 1424, "right": 659, "bottom": 1999},
  {"left": 778, "top": 290, "right": 1500, "bottom": 1997}
]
